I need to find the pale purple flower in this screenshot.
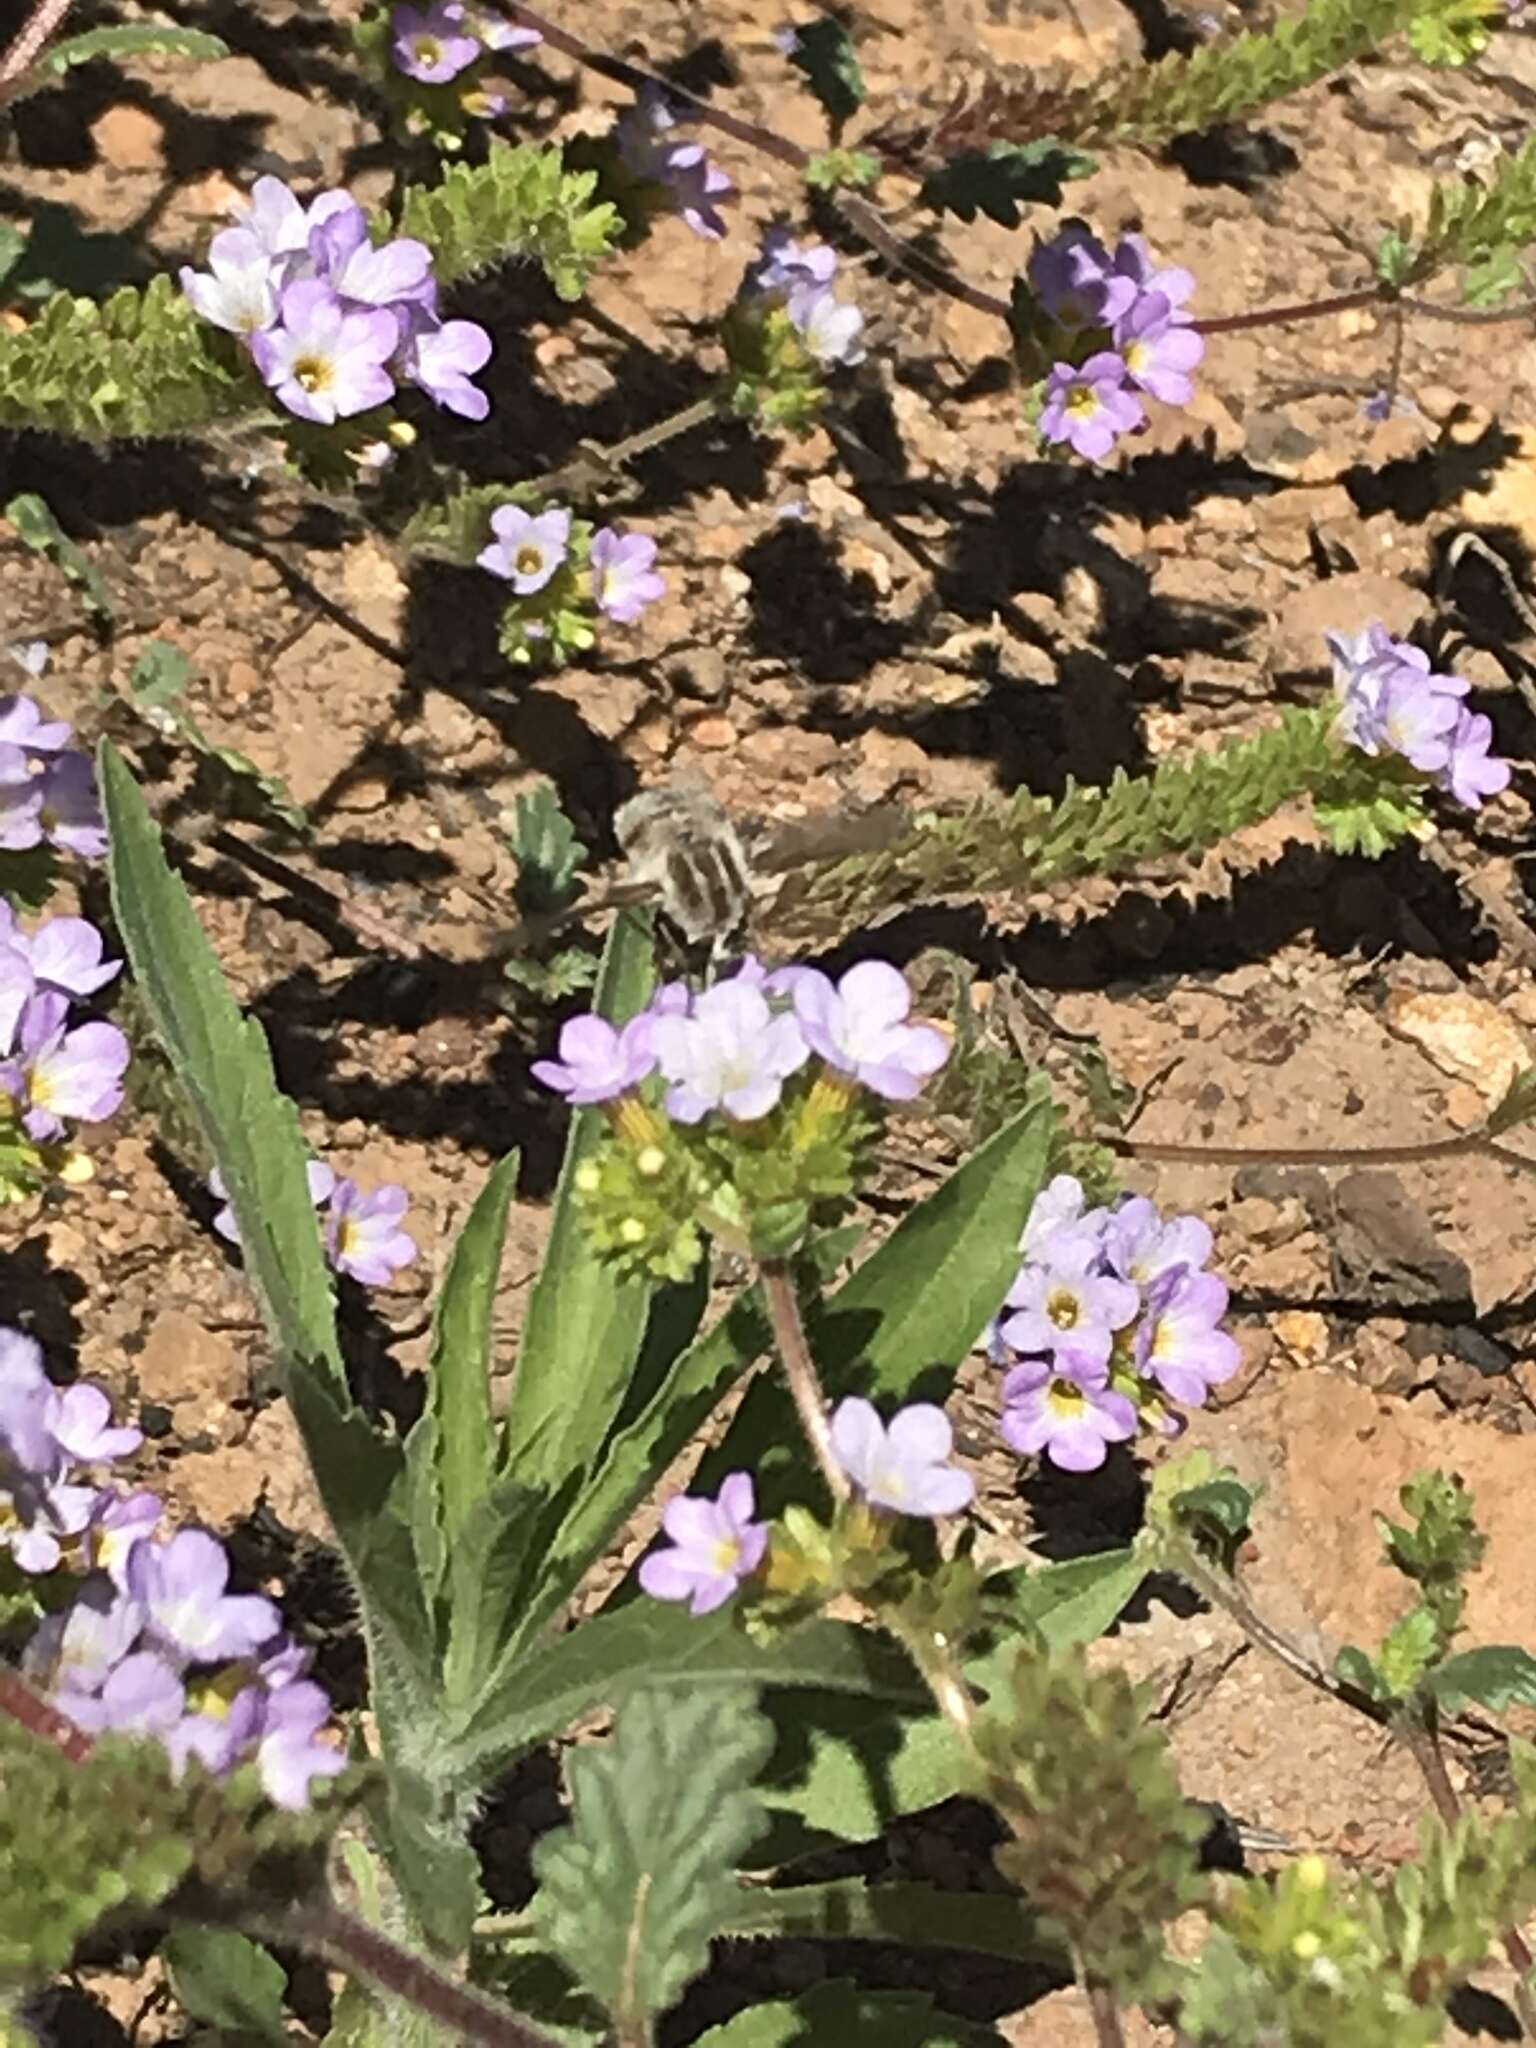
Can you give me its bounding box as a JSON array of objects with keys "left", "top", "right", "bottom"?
[
  {"left": 477, "top": 504, "right": 573, "bottom": 592},
  {"left": 753, "top": 230, "right": 839, "bottom": 296},
  {"left": 1104, "top": 1196, "right": 1212, "bottom": 1287},
  {"left": 0, "top": 694, "right": 71, "bottom": 753},
  {"left": 1000, "top": 1232, "right": 1140, "bottom": 1370},
  {"left": 50, "top": 1383, "right": 141, "bottom": 1465},
  {"left": 1028, "top": 222, "right": 1138, "bottom": 332},
  {"left": 311, "top": 205, "right": 435, "bottom": 313},
  {"left": 0, "top": 1325, "right": 60, "bottom": 1475},
  {"left": 2, "top": 1470, "right": 98, "bottom": 1573},
  {"left": 37, "top": 750, "right": 108, "bottom": 857},
  {"left": 0, "top": 746, "right": 43, "bottom": 851},
  {"left": 1039, "top": 353, "right": 1145, "bottom": 463},
  {"left": 129, "top": 1527, "right": 280, "bottom": 1664},
  {"left": 66, "top": 1649, "right": 186, "bottom": 1738},
  {"left": 473, "top": 8, "right": 542, "bottom": 50},
  {"left": 787, "top": 283, "right": 866, "bottom": 367},
  {"left": 1020, "top": 1173, "right": 1107, "bottom": 1263},
  {"left": 1370, "top": 669, "right": 1463, "bottom": 773},
  {"left": 254, "top": 1678, "right": 347, "bottom": 1807},
  {"left": 391, "top": 1, "right": 481, "bottom": 81},
  {"left": 531, "top": 1012, "right": 658, "bottom": 1104},
  {"left": 0, "top": 992, "right": 130, "bottom": 1139},
  {"left": 327, "top": 1178, "right": 417, "bottom": 1286},
  {"left": 1135, "top": 1266, "right": 1240, "bottom": 1408},
  {"left": 24, "top": 916, "right": 121, "bottom": 998},
  {"left": 179, "top": 227, "right": 280, "bottom": 336},
  {"left": 649, "top": 979, "right": 693, "bottom": 1018},
  {"left": 616, "top": 88, "right": 735, "bottom": 239},
  {"left": 1115, "top": 293, "right": 1205, "bottom": 405},
  {"left": 88, "top": 1489, "right": 162, "bottom": 1586},
  {"left": 233, "top": 176, "right": 314, "bottom": 262},
  {"left": 0, "top": 938, "right": 33, "bottom": 1053},
  {"left": 1439, "top": 708, "right": 1511, "bottom": 808},
  {"left": 249, "top": 280, "right": 397, "bottom": 424},
  {"left": 1108, "top": 234, "right": 1196, "bottom": 318},
  {"left": 211, "top": 1158, "right": 335, "bottom": 1247},
  {"left": 1327, "top": 625, "right": 1467, "bottom": 756},
  {"left": 829, "top": 1397, "right": 975, "bottom": 1516},
  {"left": 590, "top": 529, "right": 666, "bottom": 624},
  {"left": 638, "top": 1471, "right": 768, "bottom": 1615},
  {"left": 1001, "top": 1365, "right": 1138, "bottom": 1472},
  {"left": 168, "top": 1683, "right": 263, "bottom": 1779},
  {"left": 651, "top": 978, "right": 809, "bottom": 1123},
  {"left": 6, "top": 642, "right": 49, "bottom": 679},
  {"left": 24, "top": 1577, "right": 145, "bottom": 1696},
  {"left": 401, "top": 318, "right": 493, "bottom": 420},
  {"left": 792, "top": 961, "right": 949, "bottom": 1101}
]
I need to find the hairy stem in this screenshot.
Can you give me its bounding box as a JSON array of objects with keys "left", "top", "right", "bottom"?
[
  {"left": 1110, "top": 1130, "right": 1536, "bottom": 1179},
  {"left": 0, "top": 0, "right": 74, "bottom": 96},
  {"left": 237, "top": 1897, "right": 564, "bottom": 2048},
  {"left": 758, "top": 1259, "right": 850, "bottom": 1505},
  {"left": 1085, "top": 1978, "right": 1130, "bottom": 2048}
]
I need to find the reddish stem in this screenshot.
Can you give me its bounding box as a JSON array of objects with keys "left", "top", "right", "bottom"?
[
  {"left": 0, "top": 1670, "right": 94, "bottom": 1764},
  {"left": 0, "top": 0, "right": 74, "bottom": 96}
]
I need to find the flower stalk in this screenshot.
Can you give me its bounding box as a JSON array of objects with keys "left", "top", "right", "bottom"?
[{"left": 758, "top": 1258, "right": 850, "bottom": 1507}]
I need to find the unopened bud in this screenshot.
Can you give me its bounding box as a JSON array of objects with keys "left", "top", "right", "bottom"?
[
  {"left": 574, "top": 1162, "right": 602, "bottom": 1195},
  {"left": 1295, "top": 1855, "right": 1330, "bottom": 1895},
  {"left": 619, "top": 1217, "right": 646, "bottom": 1245},
  {"left": 57, "top": 1152, "right": 95, "bottom": 1186},
  {"left": 636, "top": 1145, "right": 667, "bottom": 1179}
]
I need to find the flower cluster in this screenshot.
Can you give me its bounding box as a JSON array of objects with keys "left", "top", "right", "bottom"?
[
  {"left": 1, "top": 1327, "right": 344, "bottom": 1809},
  {"left": 534, "top": 955, "right": 947, "bottom": 1119},
  {"left": 535, "top": 954, "right": 949, "bottom": 1277},
  {"left": 0, "top": 693, "right": 107, "bottom": 860},
  {"left": 390, "top": 0, "right": 538, "bottom": 92},
  {"left": 615, "top": 86, "right": 735, "bottom": 240},
  {"left": 0, "top": 907, "right": 128, "bottom": 1168},
  {"left": 991, "top": 1177, "right": 1240, "bottom": 1472},
  {"left": 475, "top": 502, "right": 666, "bottom": 657},
  {"left": 211, "top": 1159, "right": 418, "bottom": 1287},
  {"left": 1327, "top": 623, "right": 1510, "bottom": 810},
  {"left": 180, "top": 176, "right": 492, "bottom": 425},
  {"left": 724, "top": 231, "right": 866, "bottom": 429},
  {"left": 640, "top": 1396, "right": 973, "bottom": 1616},
  {"left": 1023, "top": 222, "right": 1205, "bottom": 464}
]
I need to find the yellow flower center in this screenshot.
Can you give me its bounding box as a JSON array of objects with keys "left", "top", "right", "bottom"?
[
  {"left": 294, "top": 354, "right": 333, "bottom": 395},
  {"left": 712, "top": 1536, "right": 743, "bottom": 1573},
  {"left": 515, "top": 543, "right": 545, "bottom": 577},
  {"left": 415, "top": 34, "right": 443, "bottom": 62},
  {"left": 1047, "top": 1380, "right": 1087, "bottom": 1418},
  {"left": 1065, "top": 384, "right": 1099, "bottom": 420},
  {"left": 1047, "top": 1287, "right": 1079, "bottom": 1329}
]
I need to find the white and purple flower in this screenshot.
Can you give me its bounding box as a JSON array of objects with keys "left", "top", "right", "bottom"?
[
  {"left": 791, "top": 961, "right": 949, "bottom": 1101},
  {"left": 639, "top": 1471, "right": 768, "bottom": 1615},
  {"left": 829, "top": 1397, "right": 974, "bottom": 1517}
]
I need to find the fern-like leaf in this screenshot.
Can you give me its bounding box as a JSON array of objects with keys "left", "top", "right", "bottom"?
[{"left": 398, "top": 142, "right": 622, "bottom": 301}]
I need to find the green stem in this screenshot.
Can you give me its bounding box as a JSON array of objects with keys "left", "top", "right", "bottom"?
[{"left": 758, "top": 1259, "right": 850, "bottom": 1507}]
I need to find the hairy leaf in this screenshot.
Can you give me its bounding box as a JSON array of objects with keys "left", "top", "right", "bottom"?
[
  {"left": 1428, "top": 1645, "right": 1536, "bottom": 1714},
  {"left": 398, "top": 141, "right": 622, "bottom": 300},
  {"left": 693, "top": 1981, "right": 1004, "bottom": 2046},
  {"left": 724, "top": 1879, "right": 1064, "bottom": 1971},
  {"left": 43, "top": 24, "right": 230, "bottom": 73},
  {"left": 920, "top": 141, "right": 1094, "bottom": 226},
  {"left": 163, "top": 1927, "right": 286, "bottom": 2044},
  {"left": 5, "top": 492, "right": 114, "bottom": 623},
  {"left": 532, "top": 1687, "right": 773, "bottom": 2033}
]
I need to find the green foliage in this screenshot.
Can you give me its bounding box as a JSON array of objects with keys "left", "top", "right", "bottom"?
[
  {"left": 1428, "top": 1644, "right": 1536, "bottom": 1712},
  {"left": 1145, "top": 1451, "right": 1259, "bottom": 1573},
  {"left": 5, "top": 491, "right": 114, "bottom": 624},
  {"left": 397, "top": 143, "right": 622, "bottom": 301},
  {"left": 976, "top": 1649, "right": 1207, "bottom": 2000},
  {"left": 783, "top": 18, "right": 866, "bottom": 134},
  {"left": 920, "top": 142, "right": 1095, "bottom": 227},
  {"left": 1485, "top": 1064, "right": 1536, "bottom": 1136},
  {"left": 773, "top": 707, "right": 1427, "bottom": 938},
  {"left": 804, "top": 148, "right": 882, "bottom": 191},
  {"left": 41, "top": 23, "right": 229, "bottom": 74},
  {"left": 507, "top": 782, "right": 588, "bottom": 914},
  {"left": 1062, "top": 0, "right": 1466, "bottom": 147},
  {"left": 1397, "top": 134, "right": 1536, "bottom": 283},
  {"left": 723, "top": 1879, "right": 1062, "bottom": 1970},
  {"left": 1463, "top": 247, "right": 1526, "bottom": 308},
  {"left": 0, "top": 275, "right": 240, "bottom": 439},
  {"left": 1405, "top": 0, "right": 1502, "bottom": 64},
  {"left": 0, "top": 203, "right": 147, "bottom": 307},
  {"left": 163, "top": 1926, "right": 287, "bottom": 2044},
  {"left": 1377, "top": 1468, "right": 1487, "bottom": 1652},
  {"left": 124, "top": 639, "right": 310, "bottom": 834},
  {"left": 693, "top": 1981, "right": 1006, "bottom": 2047},
  {"left": 532, "top": 1687, "right": 773, "bottom": 2036}
]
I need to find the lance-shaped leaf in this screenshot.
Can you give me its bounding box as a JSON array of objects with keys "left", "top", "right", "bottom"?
[
  {"left": 722, "top": 1880, "right": 1064, "bottom": 1972},
  {"left": 531, "top": 1687, "right": 774, "bottom": 2036},
  {"left": 162, "top": 1928, "right": 286, "bottom": 2046}
]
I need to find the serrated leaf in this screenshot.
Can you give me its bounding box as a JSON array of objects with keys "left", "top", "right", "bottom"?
[
  {"left": 920, "top": 141, "right": 1095, "bottom": 227},
  {"left": 5, "top": 492, "right": 114, "bottom": 623},
  {"left": 693, "top": 1980, "right": 1004, "bottom": 2047},
  {"left": 1335, "top": 1644, "right": 1387, "bottom": 1701},
  {"left": 1428, "top": 1645, "right": 1536, "bottom": 1713},
  {"left": 532, "top": 1687, "right": 773, "bottom": 2033},
  {"left": 450, "top": 1599, "right": 925, "bottom": 1779},
  {"left": 43, "top": 24, "right": 230, "bottom": 73},
  {"left": 782, "top": 17, "right": 866, "bottom": 132},
  {"left": 1376, "top": 1604, "right": 1442, "bottom": 1698},
  {"left": 1464, "top": 249, "right": 1524, "bottom": 308},
  {"left": 163, "top": 1926, "right": 287, "bottom": 2043},
  {"left": 509, "top": 782, "right": 588, "bottom": 914}
]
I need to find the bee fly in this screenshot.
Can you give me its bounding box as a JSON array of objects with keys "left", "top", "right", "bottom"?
[{"left": 613, "top": 782, "right": 756, "bottom": 969}]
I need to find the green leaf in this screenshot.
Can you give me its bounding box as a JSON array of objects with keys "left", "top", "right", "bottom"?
[
  {"left": 451, "top": 1600, "right": 926, "bottom": 1780},
  {"left": 920, "top": 142, "right": 1095, "bottom": 227},
  {"left": 123, "top": 640, "right": 310, "bottom": 836},
  {"left": 5, "top": 492, "right": 114, "bottom": 624},
  {"left": 755, "top": 1549, "right": 1143, "bottom": 1854},
  {"left": 432, "top": 1152, "right": 519, "bottom": 1560},
  {"left": 508, "top": 782, "right": 588, "bottom": 914},
  {"left": 1463, "top": 248, "right": 1524, "bottom": 308},
  {"left": 500, "top": 911, "right": 656, "bottom": 1494},
  {"left": 1170, "top": 1478, "right": 1256, "bottom": 1542},
  {"left": 1486, "top": 1066, "right": 1536, "bottom": 1137},
  {"left": 693, "top": 1981, "right": 1004, "bottom": 2047},
  {"left": 723, "top": 1879, "right": 1064, "bottom": 1972},
  {"left": 164, "top": 1926, "right": 286, "bottom": 2044},
  {"left": 532, "top": 1687, "right": 774, "bottom": 2034},
  {"left": 698, "top": 1092, "right": 1055, "bottom": 1515},
  {"left": 1428, "top": 1645, "right": 1536, "bottom": 1714},
  {"left": 783, "top": 18, "right": 866, "bottom": 133},
  {"left": 1335, "top": 1644, "right": 1387, "bottom": 1702},
  {"left": 43, "top": 24, "right": 230, "bottom": 73}
]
